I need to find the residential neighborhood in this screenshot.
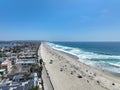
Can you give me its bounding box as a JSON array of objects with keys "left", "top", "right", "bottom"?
[{"left": 0, "top": 41, "right": 43, "bottom": 90}]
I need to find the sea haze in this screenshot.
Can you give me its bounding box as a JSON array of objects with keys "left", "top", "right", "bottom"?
[{"left": 48, "top": 42, "right": 120, "bottom": 74}]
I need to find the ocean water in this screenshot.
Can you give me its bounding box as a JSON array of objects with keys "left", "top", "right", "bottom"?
[
  {"left": 0, "top": 44, "right": 13, "bottom": 47},
  {"left": 48, "top": 42, "right": 120, "bottom": 73}
]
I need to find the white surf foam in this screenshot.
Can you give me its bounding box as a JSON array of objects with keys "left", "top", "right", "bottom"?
[{"left": 48, "top": 42, "right": 120, "bottom": 73}]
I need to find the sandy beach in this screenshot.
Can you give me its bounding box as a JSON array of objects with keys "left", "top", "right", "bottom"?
[{"left": 40, "top": 42, "right": 120, "bottom": 90}]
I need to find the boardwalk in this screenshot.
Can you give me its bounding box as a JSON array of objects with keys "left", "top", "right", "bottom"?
[
  {"left": 42, "top": 64, "right": 54, "bottom": 90},
  {"left": 38, "top": 44, "right": 54, "bottom": 90}
]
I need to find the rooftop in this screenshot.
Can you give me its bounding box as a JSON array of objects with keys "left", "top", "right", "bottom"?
[
  {"left": 1, "top": 60, "right": 11, "bottom": 66},
  {"left": 0, "top": 69, "right": 6, "bottom": 72},
  {"left": 16, "top": 59, "right": 36, "bottom": 64}
]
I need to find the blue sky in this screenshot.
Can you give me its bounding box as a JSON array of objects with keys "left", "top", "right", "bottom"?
[{"left": 0, "top": 0, "right": 120, "bottom": 41}]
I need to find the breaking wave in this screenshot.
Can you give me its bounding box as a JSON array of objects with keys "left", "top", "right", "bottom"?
[{"left": 48, "top": 42, "right": 120, "bottom": 73}]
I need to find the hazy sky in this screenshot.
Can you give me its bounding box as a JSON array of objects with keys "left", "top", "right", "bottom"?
[{"left": 0, "top": 0, "right": 120, "bottom": 41}]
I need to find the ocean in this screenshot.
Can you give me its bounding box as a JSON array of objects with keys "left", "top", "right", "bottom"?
[
  {"left": 48, "top": 42, "right": 120, "bottom": 74},
  {"left": 0, "top": 44, "right": 14, "bottom": 47}
]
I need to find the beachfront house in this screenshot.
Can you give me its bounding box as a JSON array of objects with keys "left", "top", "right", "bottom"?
[{"left": 0, "top": 72, "right": 39, "bottom": 90}]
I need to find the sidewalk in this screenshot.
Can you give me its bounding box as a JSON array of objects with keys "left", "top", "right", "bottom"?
[{"left": 42, "top": 64, "right": 54, "bottom": 90}]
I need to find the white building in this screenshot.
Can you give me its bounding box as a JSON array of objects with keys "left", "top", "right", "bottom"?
[{"left": 16, "top": 59, "right": 36, "bottom": 66}]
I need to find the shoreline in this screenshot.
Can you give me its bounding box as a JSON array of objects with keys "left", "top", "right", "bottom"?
[
  {"left": 40, "top": 42, "right": 120, "bottom": 90},
  {"left": 48, "top": 42, "right": 120, "bottom": 77},
  {"left": 52, "top": 44, "right": 120, "bottom": 80}
]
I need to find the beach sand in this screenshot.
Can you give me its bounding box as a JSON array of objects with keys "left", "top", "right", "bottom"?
[{"left": 39, "top": 42, "right": 120, "bottom": 90}]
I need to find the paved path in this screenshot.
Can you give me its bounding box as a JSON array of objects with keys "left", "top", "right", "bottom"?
[
  {"left": 42, "top": 64, "right": 54, "bottom": 90},
  {"left": 38, "top": 46, "right": 54, "bottom": 90}
]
